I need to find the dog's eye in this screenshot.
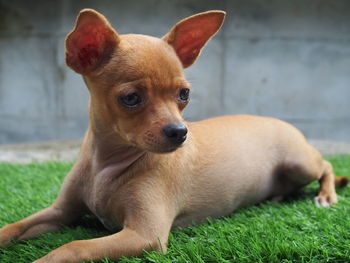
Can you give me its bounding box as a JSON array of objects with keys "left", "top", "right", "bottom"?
[
  {"left": 119, "top": 92, "right": 142, "bottom": 107},
  {"left": 179, "top": 88, "right": 190, "bottom": 102}
]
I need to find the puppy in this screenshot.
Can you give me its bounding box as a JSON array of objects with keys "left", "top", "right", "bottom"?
[{"left": 0, "top": 9, "right": 347, "bottom": 263}]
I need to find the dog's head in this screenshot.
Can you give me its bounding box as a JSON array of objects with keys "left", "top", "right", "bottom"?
[{"left": 65, "top": 9, "right": 225, "bottom": 153}]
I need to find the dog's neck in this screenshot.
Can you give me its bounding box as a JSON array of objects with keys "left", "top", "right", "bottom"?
[{"left": 88, "top": 127, "right": 146, "bottom": 174}]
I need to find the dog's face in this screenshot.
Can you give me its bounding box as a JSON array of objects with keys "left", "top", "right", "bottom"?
[
  {"left": 86, "top": 35, "right": 191, "bottom": 153},
  {"left": 65, "top": 9, "right": 225, "bottom": 153}
]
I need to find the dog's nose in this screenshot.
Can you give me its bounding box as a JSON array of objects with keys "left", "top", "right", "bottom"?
[{"left": 163, "top": 123, "right": 188, "bottom": 146}]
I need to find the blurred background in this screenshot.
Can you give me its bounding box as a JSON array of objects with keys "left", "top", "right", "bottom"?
[{"left": 1, "top": 0, "right": 349, "bottom": 145}]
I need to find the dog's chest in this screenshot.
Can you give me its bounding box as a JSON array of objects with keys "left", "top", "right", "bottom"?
[{"left": 83, "top": 168, "right": 124, "bottom": 232}]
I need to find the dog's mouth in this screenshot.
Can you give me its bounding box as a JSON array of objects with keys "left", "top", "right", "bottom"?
[
  {"left": 160, "top": 142, "right": 185, "bottom": 153},
  {"left": 132, "top": 123, "right": 188, "bottom": 153},
  {"left": 144, "top": 142, "right": 185, "bottom": 154},
  {"left": 142, "top": 137, "right": 187, "bottom": 154}
]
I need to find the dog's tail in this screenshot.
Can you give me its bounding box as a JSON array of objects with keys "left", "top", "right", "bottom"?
[{"left": 335, "top": 176, "right": 349, "bottom": 187}]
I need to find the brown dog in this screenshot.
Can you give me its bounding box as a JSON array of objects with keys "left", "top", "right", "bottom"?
[{"left": 0, "top": 9, "right": 348, "bottom": 263}]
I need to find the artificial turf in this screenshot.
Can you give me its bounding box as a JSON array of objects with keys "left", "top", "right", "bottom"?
[{"left": 0, "top": 155, "right": 350, "bottom": 263}]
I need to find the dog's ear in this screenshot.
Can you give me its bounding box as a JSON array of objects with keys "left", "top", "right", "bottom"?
[
  {"left": 65, "top": 9, "right": 119, "bottom": 75},
  {"left": 163, "top": 11, "right": 225, "bottom": 68}
]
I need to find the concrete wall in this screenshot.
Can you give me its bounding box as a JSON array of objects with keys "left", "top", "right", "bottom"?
[{"left": 0, "top": 0, "right": 349, "bottom": 144}]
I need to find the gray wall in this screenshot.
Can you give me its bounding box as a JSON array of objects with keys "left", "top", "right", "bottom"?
[{"left": 0, "top": 0, "right": 349, "bottom": 144}]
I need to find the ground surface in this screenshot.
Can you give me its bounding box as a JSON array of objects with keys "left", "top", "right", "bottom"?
[{"left": 0, "top": 155, "right": 349, "bottom": 263}]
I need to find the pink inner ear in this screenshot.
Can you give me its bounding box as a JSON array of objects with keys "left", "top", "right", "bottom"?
[
  {"left": 66, "top": 24, "right": 115, "bottom": 73},
  {"left": 171, "top": 14, "right": 223, "bottom": 67},
  {"left": 174, "top": 29, "right": 204, "bottom": 66}
]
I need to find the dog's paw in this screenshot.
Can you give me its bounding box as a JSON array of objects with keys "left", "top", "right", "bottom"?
[
  {"left": 0, "top": 228, "right": 14, "bottom": 248},
  {"left": 314, "top": 192, "right": 338, "bottom": 208},
  {"left": 0, "top": 223, "right": 21, "bottom": 248}
]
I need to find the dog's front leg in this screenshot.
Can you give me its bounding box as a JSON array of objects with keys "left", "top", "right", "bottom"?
[
  {"left": 33, "top": 201, "right": 173, "bottom": 263},
  {"left": 0, "top": 204, "right": 79, "bottom": 247},
  {"left": 0, "top": 163, "right": 86, "bottom": 247},
  {"left": 33, "top": 225, "right": 170, "bottom": 263}
]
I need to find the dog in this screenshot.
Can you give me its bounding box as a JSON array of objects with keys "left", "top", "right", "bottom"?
[{"left": 0, "top": 9, "right": 348, "bottom": 263}]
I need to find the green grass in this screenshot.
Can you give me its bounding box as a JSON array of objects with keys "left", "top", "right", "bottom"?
[{"left": 0, "top": 156, "right": 350, "bottom": 263}]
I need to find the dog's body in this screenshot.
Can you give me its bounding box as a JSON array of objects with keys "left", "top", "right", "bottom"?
[{"left": 0, "top": 9, "right": 347, "bottom": 263}]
